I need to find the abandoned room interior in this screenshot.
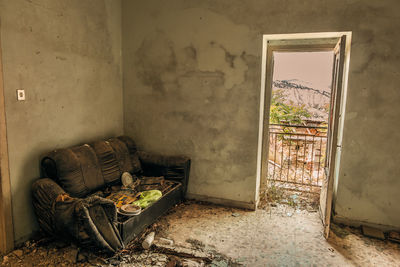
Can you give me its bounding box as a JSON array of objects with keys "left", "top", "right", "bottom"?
[{"left": 0, "top": 0, "right": 399, "bottom": 266}]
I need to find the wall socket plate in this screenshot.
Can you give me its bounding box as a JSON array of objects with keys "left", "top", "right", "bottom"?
[{"left": 17, "top": 89, "right": 25, "bottom": 101}]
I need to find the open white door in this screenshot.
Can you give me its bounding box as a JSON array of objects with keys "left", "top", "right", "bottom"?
[{"left": 319, "top": 35, "right": 346, "bottom": 239}]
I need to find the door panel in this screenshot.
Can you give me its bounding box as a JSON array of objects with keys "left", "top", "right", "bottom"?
[{"left": 319, "top": 35, "right": 346, "bottom": 238}]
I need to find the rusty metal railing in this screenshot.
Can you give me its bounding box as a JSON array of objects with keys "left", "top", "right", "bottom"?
[{"left": 267, "top": 124, "right": 327, "bottom": 189}]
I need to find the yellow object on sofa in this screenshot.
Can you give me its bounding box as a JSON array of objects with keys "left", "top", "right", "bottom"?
[
  {"left": 106, "top": 190, "right": 137, "bottom": 208},
  {"left": 133, "top": 190, "right": 162, "bottom": 209}
]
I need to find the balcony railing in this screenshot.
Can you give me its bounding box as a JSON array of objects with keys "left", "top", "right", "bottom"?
[{"left": 267, "top": 124, "right": 327, "bottom": 190}]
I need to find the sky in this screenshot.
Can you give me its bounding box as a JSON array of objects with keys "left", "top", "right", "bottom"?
[{"left": 273, "top": 51, "right": 334, "bottom": 89}]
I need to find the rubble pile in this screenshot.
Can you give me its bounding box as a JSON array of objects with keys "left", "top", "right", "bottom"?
[{"left": 0, "top": 222, "right": 237, "bottom": 267}]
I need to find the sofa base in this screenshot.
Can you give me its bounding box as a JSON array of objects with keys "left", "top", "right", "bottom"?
[{"left": 117, "top": 182, "right": 183, "bottom": 245}]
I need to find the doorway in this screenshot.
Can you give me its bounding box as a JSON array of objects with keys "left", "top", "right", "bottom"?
[
  {"left": 256, "top": 32, "right": 351, "bottom": 238},
  {"left": 267, "top": 51, "right": 333, "bottom": 193}
]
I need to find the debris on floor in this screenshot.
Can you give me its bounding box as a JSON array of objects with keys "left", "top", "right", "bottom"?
[
  {"left": 163, "top": 201, "right": 400, "bottom": 266},
  {"left": 258, "top": 182, "right": 320, "bottom": 212},
  {"left": 142, "top": 232, "right": 156, "bottom": 249},
  {"left": 1, "top": 201, "right": 399, "bottom": 266},
  {"left": 362, "top": 225, "right": 386, "bottom": 240},
  {"left": 158, "top": 237, "right": 174, "bottom": 246},
  {"left": 388, "top": 231, "right": 400, "bottom": 243},
  {"left": 330, "top": 223, "right": 351, "bottom": 238}
]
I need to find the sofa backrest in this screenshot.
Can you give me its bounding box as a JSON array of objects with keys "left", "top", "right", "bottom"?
[{"left": 41, "top": 136, "right": 141, "bottom": 197}]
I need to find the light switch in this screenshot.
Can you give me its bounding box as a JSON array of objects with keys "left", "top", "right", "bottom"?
[{"left": 17, "top": 89, "right": 25, "bottom": 101}]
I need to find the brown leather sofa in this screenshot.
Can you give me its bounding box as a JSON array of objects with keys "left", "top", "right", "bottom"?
[{"left": 31, "top": 136, "right": 190, "bottom": 253}]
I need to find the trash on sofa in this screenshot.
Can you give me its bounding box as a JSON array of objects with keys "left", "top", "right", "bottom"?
[
  {"left": 132, "top": 190, "right": 162, "bottom": 209},
  {"left": 119, "top": 203, "right": 141, "bottom": 216}
]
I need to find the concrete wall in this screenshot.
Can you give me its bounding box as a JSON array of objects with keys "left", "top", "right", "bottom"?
[
  {"left": 0, "top": 0, "right": 123, "bottom": 243},
  {"left": 122, "top": 0, "right": 400, "bottom": 228}
]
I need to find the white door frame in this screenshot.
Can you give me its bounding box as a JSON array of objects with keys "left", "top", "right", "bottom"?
[{"left": 255, "top": 32, "right": 352, "bottom": 218}]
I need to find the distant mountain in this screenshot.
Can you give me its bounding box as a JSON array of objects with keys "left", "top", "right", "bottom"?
[{"left": 272, "top": 79, "right": 331, "bottom": 121}]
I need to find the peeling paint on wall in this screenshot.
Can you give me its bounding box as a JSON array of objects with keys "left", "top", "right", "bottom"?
[
  {"left": 135, "top": 33, "right": 178, "bottom": 95},
  {"left": 123, "top": 3, "right": 261, "bottom": 205},
  {"left": 123, "top": 0, "right": 400, "bottom": 228}
]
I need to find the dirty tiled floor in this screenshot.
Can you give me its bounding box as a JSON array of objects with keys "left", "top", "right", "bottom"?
[
  {"left": 1, "top": 201, "right": 399, "bottom": 266},
  {"left": 160, "top": 202, "right": 400, "bottom": 266}
]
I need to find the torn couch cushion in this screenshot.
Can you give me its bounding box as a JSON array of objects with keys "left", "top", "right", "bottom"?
[
  {"left": 41, "top": 136, "right": 142, "bottom": 197},
  {"left": 117, "top": 136, "right": 142, "bottom": 174},
  {"left": 41, "top": 144, "right": 104, "bottom": 197},
  {"left": 32, "top": 178, "right": 124, "bottom": 253}
]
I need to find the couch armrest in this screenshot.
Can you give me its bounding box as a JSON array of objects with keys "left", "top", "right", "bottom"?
[
  {"left": 32, "top": 178, "right": 124, "bottom": 253},
  {"left": 137, "top": 151, "right": 191, "bottom": 196},
  {"left": 32, "top": 178, "right": 66, "bottom": 235}
]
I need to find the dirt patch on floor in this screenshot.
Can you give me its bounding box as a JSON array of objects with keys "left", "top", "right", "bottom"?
[
  {"left": 258, "top": 181, "right": 320, "bottom": 212},
  {"left": 328, "top": 224, "right": 400, "bottom": 267},
  {"left": 0, "top": 204, "right": 236, "bottom": 267},
  {"left": 161, "top": 201, "right": 400, "bottom": 266}
]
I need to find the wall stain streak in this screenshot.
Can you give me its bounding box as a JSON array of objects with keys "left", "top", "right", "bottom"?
[
  {"left": 184, "top": 45, "right": 197, "bottom": 60},
  {"left": 135, "top": 34, "right": 178, "bottom": 95}
]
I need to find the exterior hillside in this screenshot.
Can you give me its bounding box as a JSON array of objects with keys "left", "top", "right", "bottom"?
[{"left": 273, "top": 79, "right": 331, "bottom": 122}]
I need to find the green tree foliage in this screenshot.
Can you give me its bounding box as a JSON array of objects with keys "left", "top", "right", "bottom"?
[{"left": 269, "top": 90, "right": 311, "bottom": 124}]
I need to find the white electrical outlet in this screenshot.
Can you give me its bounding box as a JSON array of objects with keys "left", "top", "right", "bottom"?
[{"left": 17, "top": 89, "right": 25, "bottom": 101}]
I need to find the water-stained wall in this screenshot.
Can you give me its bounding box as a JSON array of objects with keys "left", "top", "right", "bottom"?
[
  {"left": 123, "top": 2, "right": 260, "bottom": 207},
  {"left": 0, "top": 0, "right": 123, "bottom": 243},
  {"left": 122, "top": 0, "right": 400, "bottom": 229}
]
